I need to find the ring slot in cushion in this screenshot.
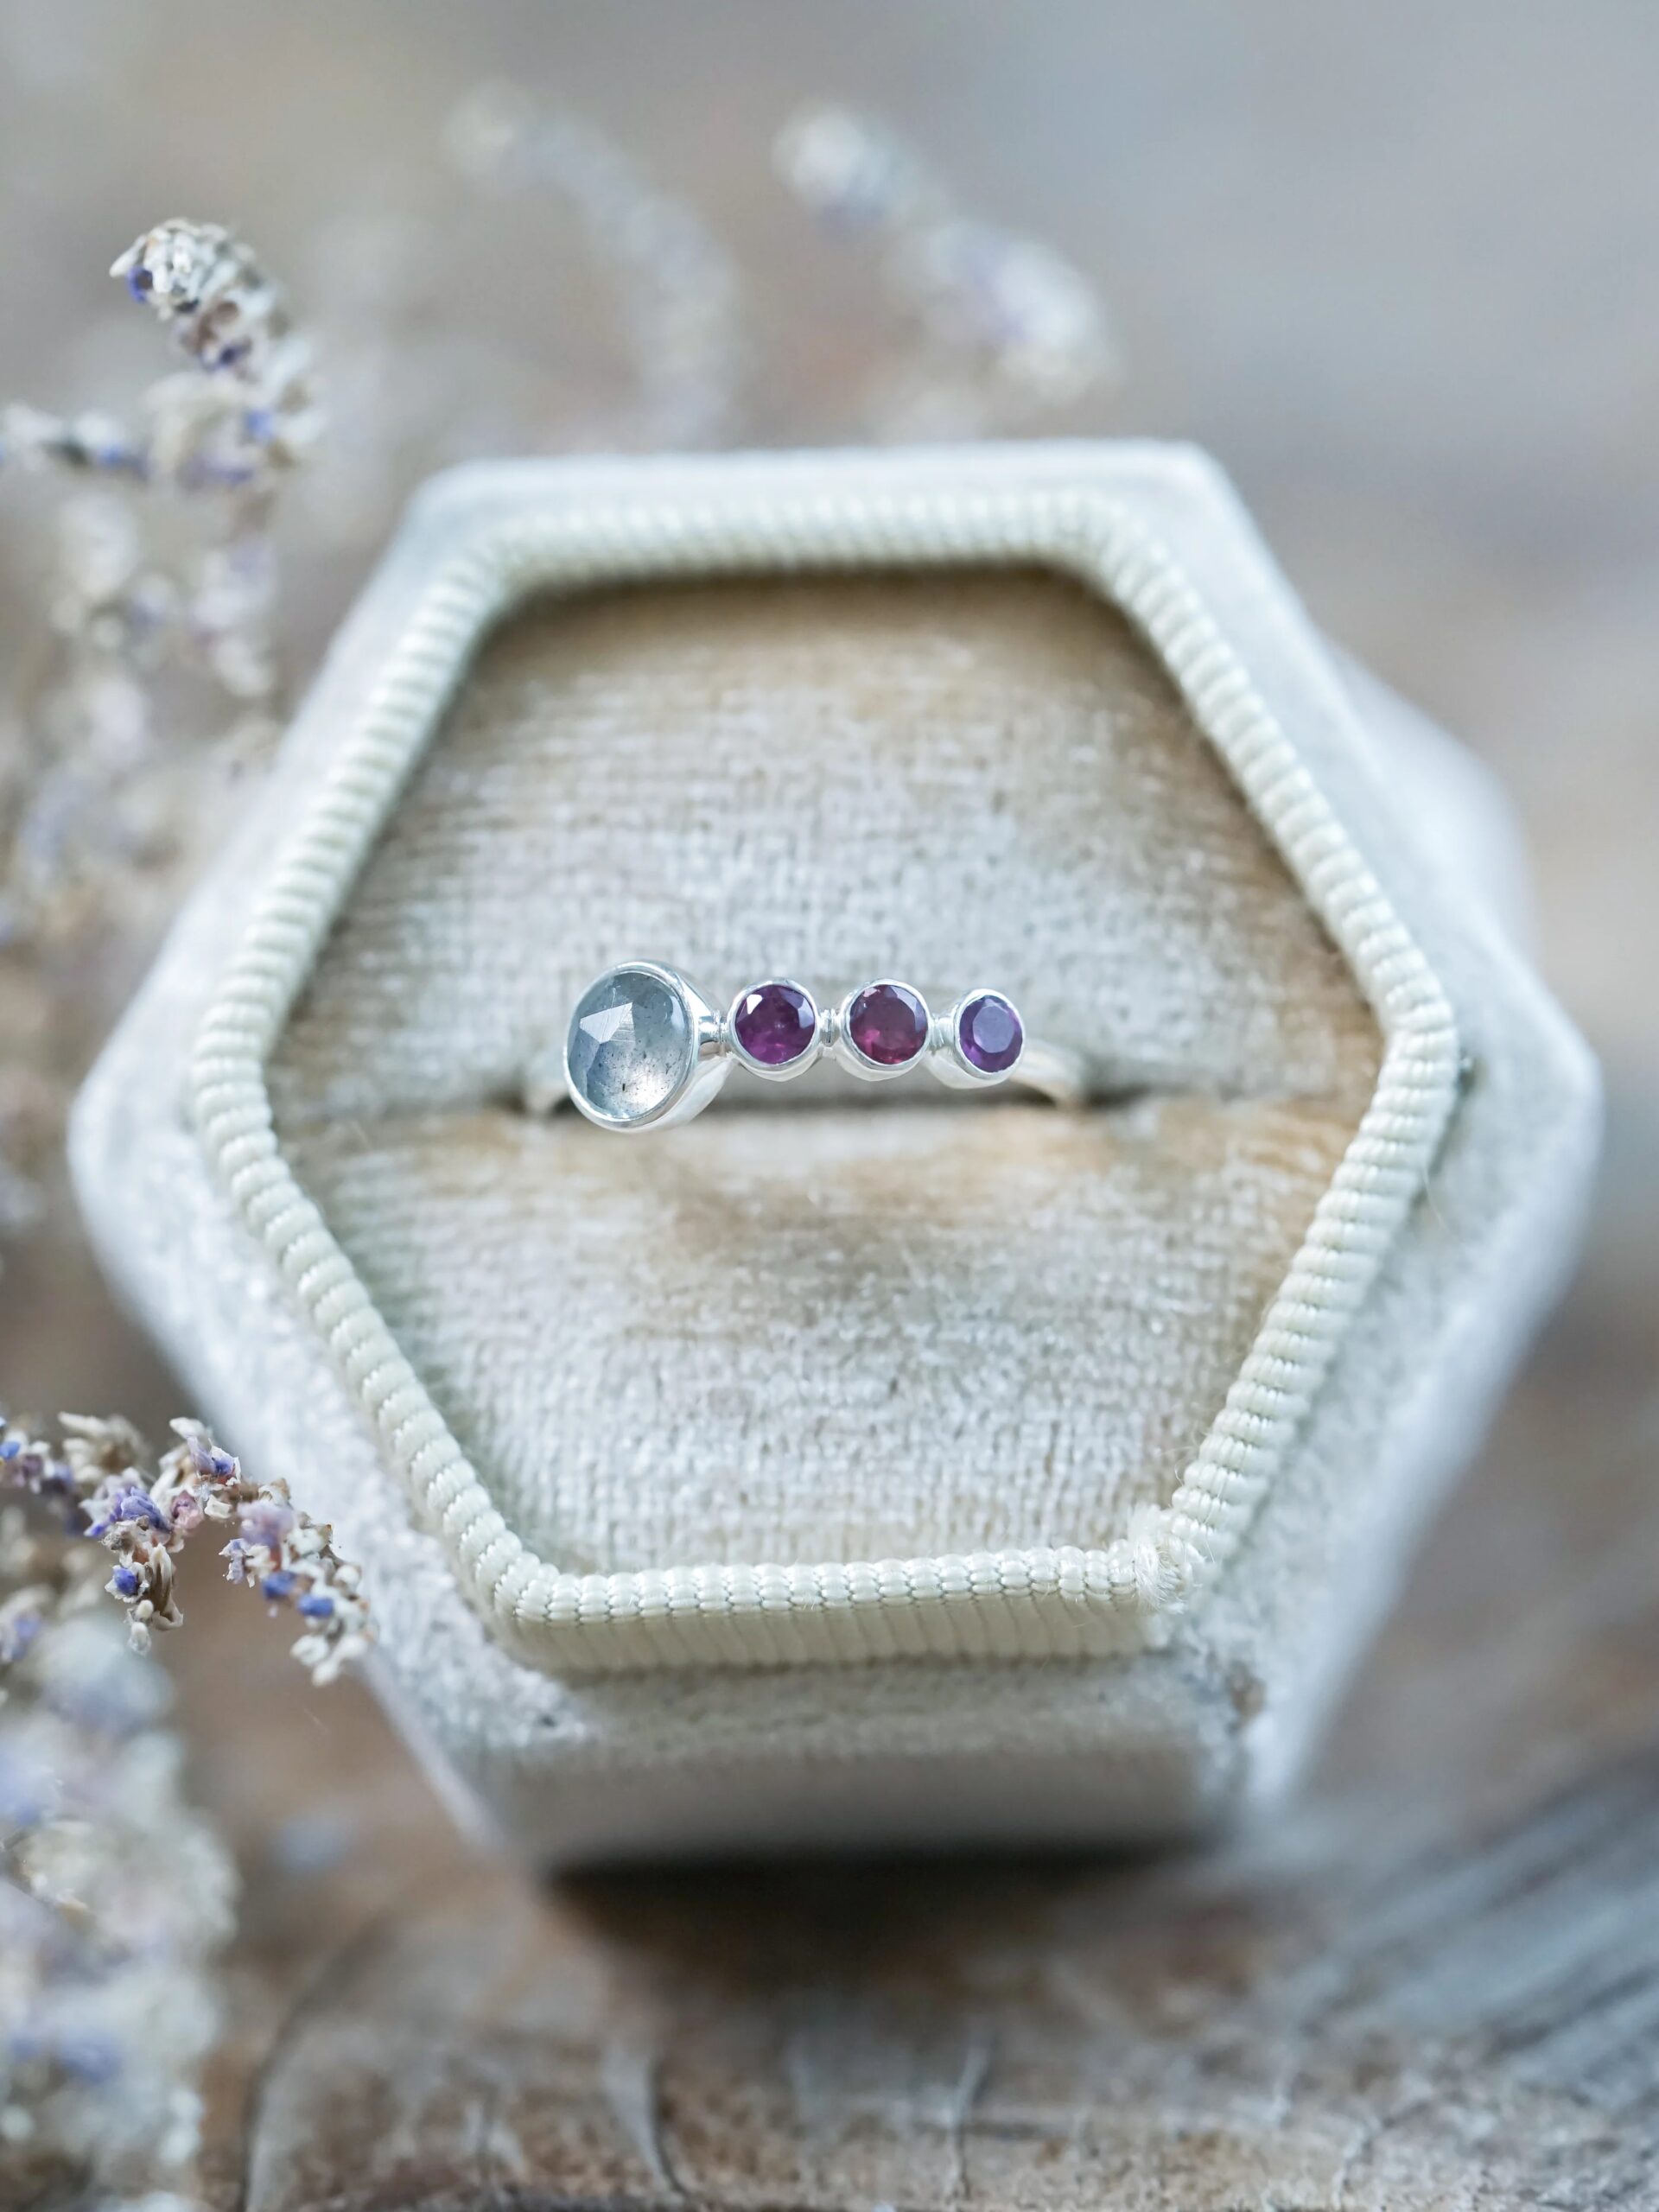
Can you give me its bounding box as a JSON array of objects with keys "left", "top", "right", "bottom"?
[{"left": 269, "top": 572, "right": 1380, "bottom": 1577}]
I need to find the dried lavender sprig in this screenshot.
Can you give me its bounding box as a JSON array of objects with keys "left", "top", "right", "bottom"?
[
  {"left": 0, "top": 223, "right": 319, "bottom": 493},
  {"left": 0, "top": 401, "right": 148, "bottom": 477},
  {"left": 775, "top": 103, "right": 1122, "bottom": 427},
  {"left": 0, "top": 1507, "right": 230, "bottom": 2202},
  {"left": 0, "top": 1412, "right": 372, "bottom": 1685},
  {"left": 1, "top": 220, "right": 313, "bottom": 727},
  {"left": 114, "top": 220, "right": 290, "bottom": 377},
  {"left": 773, "top": 103, "right": 941, "bottom": 234},
  {"left": 1, "top": 219, "right": 320, "bottom": 1256},
  {"left": 111, "top": 219, "right": 322, "bottom": 489},
  {"left": 444, "top": 83, "right": 745, "bottom": 451}
]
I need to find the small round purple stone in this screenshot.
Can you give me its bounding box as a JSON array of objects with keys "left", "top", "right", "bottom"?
[
  {"left": 847, "top": 982, "right": 929, "bottom": 1067},
  {"left": 957, "top": 991, "right": 1023, "bottom": 1074},
  {"left": 733, "top": 981, "right": 817, "bottom": 1067}
]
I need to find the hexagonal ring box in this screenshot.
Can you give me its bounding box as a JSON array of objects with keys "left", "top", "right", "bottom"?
[{"left": 73, "top": 443, "right": 1598, "bottom": 1861}]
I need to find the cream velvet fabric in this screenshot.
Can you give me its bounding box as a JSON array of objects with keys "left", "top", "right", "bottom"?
[
  {"left": 270, "top": 575, "right": 1380, "bottom": 1578},
  {"left": 71, "top": 444, "right": 1599, "bottom": 1859}
]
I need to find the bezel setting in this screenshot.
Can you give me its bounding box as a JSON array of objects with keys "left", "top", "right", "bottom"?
[
  {"left": 725, "top": 978, "right": 825, "bottom": 1081},
  {"left": 550, "top": 967, "right": 1063, "bottom": 1125},
  {"left": 931, "top": 987, "right": 1027, "bottom": 1090},
  {"left": 836, "top": 979, "right": 932, "bottom": 1081},
  {"left": 563, "top": 960, "right": 721, "bottom": 1134}
]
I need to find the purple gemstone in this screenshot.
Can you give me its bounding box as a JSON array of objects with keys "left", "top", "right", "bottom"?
[
  {"left": 847, "top": 982, "right": 929, "bottom": 1067},
  {"left": 733, "top": 981, "right": 817, "bottom": 1067},
  {"left": 958, "top": 992, "right": 1023, "bottom": 1074}
]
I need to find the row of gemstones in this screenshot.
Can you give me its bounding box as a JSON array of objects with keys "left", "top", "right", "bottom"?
[{"left": 733, "top": 978, "right": 1024, "bottom": 1076}]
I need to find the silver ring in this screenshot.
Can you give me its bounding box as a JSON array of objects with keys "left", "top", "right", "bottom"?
[{"left": 526, "top": 962, "right": 1090, "bottom": 1134}]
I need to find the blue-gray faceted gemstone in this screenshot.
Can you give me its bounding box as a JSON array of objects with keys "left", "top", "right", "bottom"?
[{"left": 565, "top": 966, "right": 694, "bottom": 1125}]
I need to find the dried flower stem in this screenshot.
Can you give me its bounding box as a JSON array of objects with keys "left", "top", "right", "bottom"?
[
  {"left": 0, "top": 1503, "right": 232, "bottom": 2203},
  {"left": 0, "top": 219, "right": 321, "bottom": 1259},
  {"left": 1, "top": 1411, "right": 372, "bottom": 1684},
  {"left": 775, "top": 103, "right": 1122, "bottom": 435}
]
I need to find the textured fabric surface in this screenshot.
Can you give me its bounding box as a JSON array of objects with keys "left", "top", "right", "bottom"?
[
  {"left": 71, "top": 444, "right": 1599, "bottom": 1856},
  {"left": 289, "top": 1096, "right": 1357, "bottom": 1569},
  {"left": 270, "top": 574, "right": 1378, "bottom": 1574},
  {"left": 275, "top": 575, "right": 1378, "bottom": 1125}
]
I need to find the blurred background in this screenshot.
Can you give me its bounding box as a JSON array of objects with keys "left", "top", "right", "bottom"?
[{"left": 1, "top": 6, "right": 1656, "bottom": 2207}]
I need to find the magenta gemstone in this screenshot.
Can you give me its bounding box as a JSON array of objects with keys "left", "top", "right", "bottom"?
[
  {"left": 958, "top": 992, "right": 1023, "bottom": 1073},
  {"left": 733, "top": 981, "right": 817, "bottom": 1067},
  {"left": 847, "top": 982, "right": 929, "bottom": 1067}
]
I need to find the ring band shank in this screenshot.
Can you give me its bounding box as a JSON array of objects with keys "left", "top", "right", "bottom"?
[
  {"left": 1009, "top": 1036, "right": 1090, "bottom": 1109},
  {"left": 529, "top": 1033, "right": 1097, "bottom": 1118},
  {"left": 542, "top": 963, "right": 1166, "bottom": 1131}
]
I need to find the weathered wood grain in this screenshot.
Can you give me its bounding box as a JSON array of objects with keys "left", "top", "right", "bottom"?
[{"left": 240, "top": 1785, "right": 1659, "bottom": 2211}]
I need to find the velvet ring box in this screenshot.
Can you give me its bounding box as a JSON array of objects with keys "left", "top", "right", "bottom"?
[{"left": 72, "top": 442, "right": 1599, "bottom": 1861}]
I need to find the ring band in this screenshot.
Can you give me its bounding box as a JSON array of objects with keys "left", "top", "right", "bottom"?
[{"left": 526, "top": 962, "right": 1090, "bottom": 1134}]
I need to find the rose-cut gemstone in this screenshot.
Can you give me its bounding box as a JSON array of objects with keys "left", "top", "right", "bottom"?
[
  {"left": 566, "top": 965, "right": 695, "bottom": 1125},
  {"left": 733, "top": 981, "right": 817, "bottom": 1067},
  {"left": 847, "top": 982, "right": 929, "bottom": 1067},
  {"left": 957, "top": 991, "right": 1024, "bottom": 1074}
]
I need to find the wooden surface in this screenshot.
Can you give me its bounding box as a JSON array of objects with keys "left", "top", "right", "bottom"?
[{"left": 3, "top": 5, "right": 1658, "bottom": 2208}]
